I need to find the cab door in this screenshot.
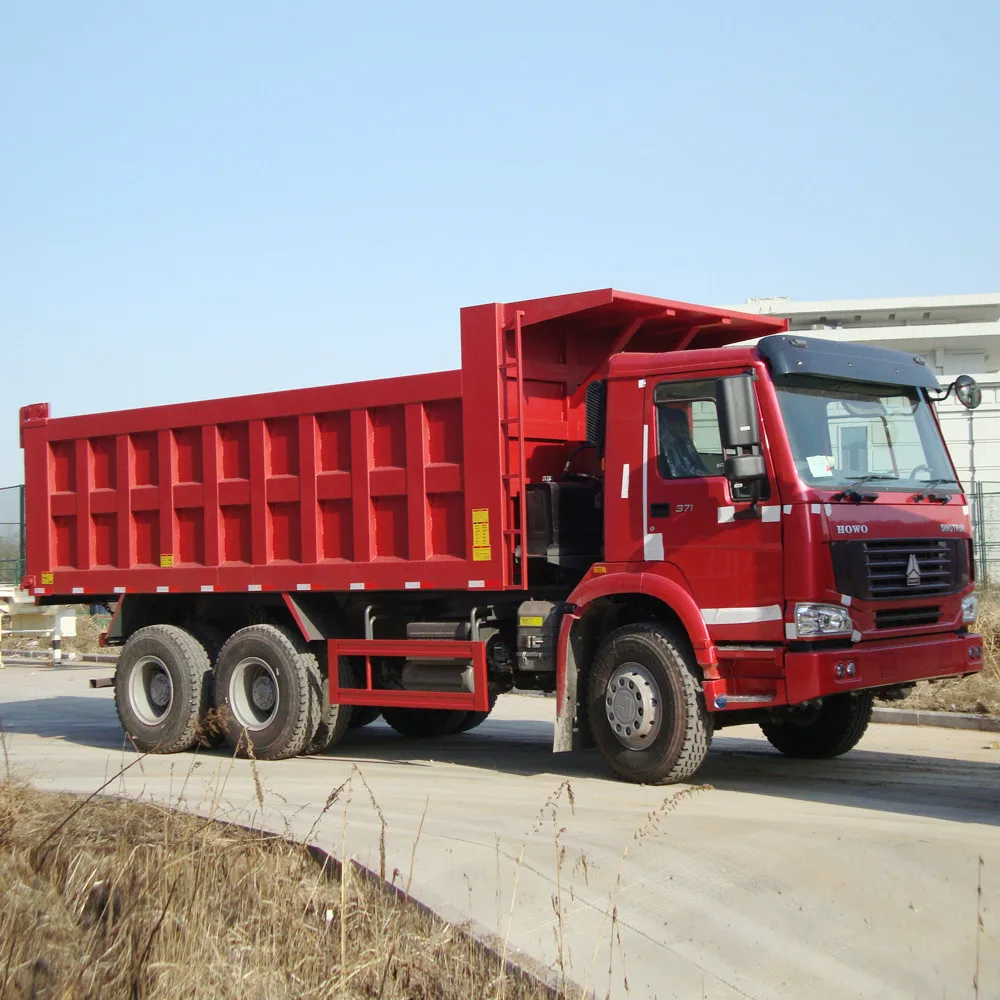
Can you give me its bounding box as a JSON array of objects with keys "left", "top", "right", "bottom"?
[{"left": 643, "top": 373, "right": 784, "bottom": 642}]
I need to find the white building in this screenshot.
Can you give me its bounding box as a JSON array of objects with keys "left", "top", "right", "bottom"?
[{"left": 724, "top": 293, "right": 1000, "bottom": 580}]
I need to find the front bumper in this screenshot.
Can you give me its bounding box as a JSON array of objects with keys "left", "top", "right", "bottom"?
[
  {"left": 705, "top": 631, "right": 983, "bottom": 711},
  {"left": 784, "top": 631, "right": 983, "bottom": 704}
]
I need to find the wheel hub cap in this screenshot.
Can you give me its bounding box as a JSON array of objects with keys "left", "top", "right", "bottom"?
[
  {"left": 252, "top": 674, "right": 277, "bottom": 711},
  {"left": 128, "top": 655, "right": 174, "bottom": 727},
  {"left": 229, "top": 657, "right": 280, "bottom": 732},
  {"left": 149, "top": 674, "right": 171, "bottom": 708},
  {"left": 606, "top": 662, "right": 662, "bottom": 749}
]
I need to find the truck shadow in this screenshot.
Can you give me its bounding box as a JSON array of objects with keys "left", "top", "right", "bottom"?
[
  {"left": 328, "top": 722, "right": 1000, "bottom": 826},
  {"left": 2, "top": 696, "right": 997, "bottom": 826}
]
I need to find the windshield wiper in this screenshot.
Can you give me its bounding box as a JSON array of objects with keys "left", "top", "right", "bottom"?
[
  {"left": 832, "top": 474, "right": 898, "bottom": 503},
  {"left": 912, "top": 477, "right": 959, "bottom": 503}
]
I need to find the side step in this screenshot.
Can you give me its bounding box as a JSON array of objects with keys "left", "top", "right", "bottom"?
[{"left": 328, "top": 638, "right": 490, "bottom": 712}]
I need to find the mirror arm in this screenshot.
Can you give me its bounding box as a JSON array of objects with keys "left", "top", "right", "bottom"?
[{"left": 733, "top": 478, "right": 762, "bottom": 520}]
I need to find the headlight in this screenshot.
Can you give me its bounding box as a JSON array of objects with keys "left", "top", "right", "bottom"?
[
  {"left": 961, "top": 595, "right": 978, "bottom": 623},
  {"left": 793, "top": 602, "right": 853, "bottom": 638}
]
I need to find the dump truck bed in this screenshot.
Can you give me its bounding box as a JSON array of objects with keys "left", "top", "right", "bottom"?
[{"left": 20, "top": 289, "right": 785, "bottom": 599}]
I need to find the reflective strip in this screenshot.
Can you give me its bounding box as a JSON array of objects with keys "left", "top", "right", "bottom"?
[
  {"left": 297, "top": 583, "right": 311, "bottom": 591},
  {"left": 643, "top": 533, "right": 664, "bottom": 560},
  {"left": 468, "top": 579, "right": 485, "bottom": 588},
  {"left": 810, "top": 504, "right": 821, "bottom": 515},
  {"left": 702, "top": 605, "right": 782, "bottom": 625},
  {"left": 824, "top": 503, "right": 833, "bottom": 515},
  {"left": 156, "top": 586, "right": 170, "bottom": 594},
  {"left": 200, "top": 585, "right": 214, "bottom": 593},
  {"left": 114, "top": 586, "right": 126, "bottom": 594},
  {"left": 33, "top": 588, "right": 45, "bottom": 595},
  {"left": 72, "top": 587, "right": 84, "bottom": 595},
  {"left": 248, "top": 584, "right": 262, "bottom": 592},
  {"left": 851, "top": 630, "right": 862, "bottom": 643},
  {"left": 405, "top": 582, "right": 420, "bottom": 590},
  {"left": 782, "top": 505, "right": 793, "bottom": 515},
  {"left": 717, "top": 506, "right": 735, "bottom": 524},
  {"left": 785, "top": 622, "right": 797, "bottom": 639},
  {"left": 840, "top": 594, "right": 852, "bottom": 607},
  {"left": 350, "top": 582, "right": 365, "bottom": 591},
  {"left": 620, "top": 463, "right": 630, "bottom": 499},
  {"left": 637, "top": 378, "right": 646, "bottom": 388},
  {"left": 963, "top": 505, "right": 969, "bottom": 515},
  {"left": 761, "top": 505, "right": 781, "bottom": 522}
]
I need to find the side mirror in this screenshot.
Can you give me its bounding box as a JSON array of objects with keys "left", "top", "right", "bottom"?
[
  {"left": 716, "top": 376, "right": 766, "bottom": 484},
  {"left": 716, "top": 375, "right": 762, "bottom": 449},
  {"left": 585, "top": 380, "right": 607, "bottom": 456},
  {"left": 954, "top": 374, "right": 982, "bottom": 410}
]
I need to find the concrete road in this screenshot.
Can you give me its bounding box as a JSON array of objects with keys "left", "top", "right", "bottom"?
[{"left": 0, "top": 662, "right": 997, "bottom": 1000}]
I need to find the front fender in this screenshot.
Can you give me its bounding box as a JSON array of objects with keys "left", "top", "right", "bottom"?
[
  {"left": 553, "top": 569, "right": 717, "bottom": 754},
  {"left": 566, "top": 569, "right": 716, "bottom": 666}
]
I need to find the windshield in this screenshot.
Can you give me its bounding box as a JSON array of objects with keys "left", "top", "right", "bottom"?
[{"left": 773, "top": 375, "right": 957, "bottom": 493}]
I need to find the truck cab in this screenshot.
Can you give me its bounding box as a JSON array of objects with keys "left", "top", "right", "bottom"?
[{"left": 560, "top": 330, "right": 983, "bottom": 782}]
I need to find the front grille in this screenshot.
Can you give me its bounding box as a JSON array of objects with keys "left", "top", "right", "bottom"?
[
  {"left": 831, "top": 538, "right": 968, "bottom": 602},
  {"left": 875, "top": 606, "right": 941, "bottom": 629}
]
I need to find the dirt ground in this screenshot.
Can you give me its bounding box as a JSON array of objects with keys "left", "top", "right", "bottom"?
[{"left": 879, "top": 592, "right": 1000, "bottom": 715}]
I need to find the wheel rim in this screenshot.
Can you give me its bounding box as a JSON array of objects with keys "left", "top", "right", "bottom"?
[
  {"left": 229, "top": 656, "right": 280, "bottom": 732},
  {"left": 129, "top": 655, "right": 174, "bottom": 726},
  {"left": 605, "top": 662, "right": 662, "bottom": 749}
]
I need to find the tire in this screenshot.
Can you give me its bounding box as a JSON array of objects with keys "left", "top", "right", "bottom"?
[
  {"left": 348, "top": 706, "right": 382, "bottom": 729},
  {"left": 381, "top": 707, "right": 467, "bottom": 738},
  {"left": 453, "top": 693, "right": 499, "bottom": 733},
  {"left": 114, "top": 625, "right": 212, "bottom": 753},
  {"left": 587, "top": 623, "right": 712, "bottom": 785},
  {"left": 305, "top": 645, "right": 356, "bottom": 754},
  {"left": 213, "top": 624, "right": 317, "bottom": 761},
  {"left": 184, "top": 622, "right": 228, "bottom": 747},
  {"left": 760, "top": 692, "right": 874, "bottom": 759}
]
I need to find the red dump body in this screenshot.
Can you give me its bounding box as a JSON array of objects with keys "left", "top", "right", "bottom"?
[{"left": 21, "top": 289, "right": 785, "bottom": 599}]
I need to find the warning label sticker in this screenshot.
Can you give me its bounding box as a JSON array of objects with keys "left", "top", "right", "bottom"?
[{"left": 472, "top": 508, "right": 491, "bottom": 562}]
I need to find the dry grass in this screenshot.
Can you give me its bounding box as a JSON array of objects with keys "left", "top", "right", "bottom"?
[
  {"left": 0, "top": 775, "right": 561, "bottom": 1000},
  {"left": 881, "top": 592, "right": 1000, "bottom": 716}
]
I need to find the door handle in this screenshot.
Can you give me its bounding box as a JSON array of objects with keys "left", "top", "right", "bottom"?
[{"left": 650, "top": 502, "right": 671, "bottom": 518}]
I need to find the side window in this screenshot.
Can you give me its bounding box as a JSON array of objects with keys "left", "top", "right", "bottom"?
[{"left": 654, "top": 380, "right": 724, "bottom": 479}]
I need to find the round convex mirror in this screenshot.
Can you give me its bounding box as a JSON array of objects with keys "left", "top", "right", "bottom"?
[{"left": 954, "top": 374, "right": 982, "bottom": 410}]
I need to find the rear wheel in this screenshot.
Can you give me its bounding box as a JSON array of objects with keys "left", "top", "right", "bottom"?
[
  {"left": 114, "top": 625, "right": 212, "bottom": 753},
  {"left": 213, "top": 625, "right": 316, "bottom": 760},
  {"left": 381, "top": 707, "right": 466, "bottom": 738},
  {"left": 453, "top": 693, "right": 499, "bottom": 733},
  {"left": 760, "top": 692, "right": 874, "bottom": 759},
  {"left": 587, "top": 623, "right": 712, "bottom": 785}
]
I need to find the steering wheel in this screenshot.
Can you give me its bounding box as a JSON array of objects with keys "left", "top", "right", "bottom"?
[{"left": 910, "top": 464, "right": 932, "bottom": 481}]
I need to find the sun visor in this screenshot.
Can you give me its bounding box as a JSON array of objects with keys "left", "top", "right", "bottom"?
[{"left": 757, "top": 334, "right": 941, "bottom": 390}]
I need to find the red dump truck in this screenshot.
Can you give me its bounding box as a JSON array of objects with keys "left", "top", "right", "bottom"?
[{"left": 20, "top": 289, "right": 985, "bottom": 783}]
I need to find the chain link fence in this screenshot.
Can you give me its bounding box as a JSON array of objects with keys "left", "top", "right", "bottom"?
[
  {"left": 0, "top": 485, "right": 25, "bottom": 586},
  {"left": 971, "top": 482, "right": 1000, "bottom": 588}
]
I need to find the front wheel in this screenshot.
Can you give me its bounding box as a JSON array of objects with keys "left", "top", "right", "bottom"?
[
  {"left": 587, "top": 624, "right": 712, "bottom": 785},
  {"left": 761, "top": 692, "right": 874, "bottom": 759}
]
